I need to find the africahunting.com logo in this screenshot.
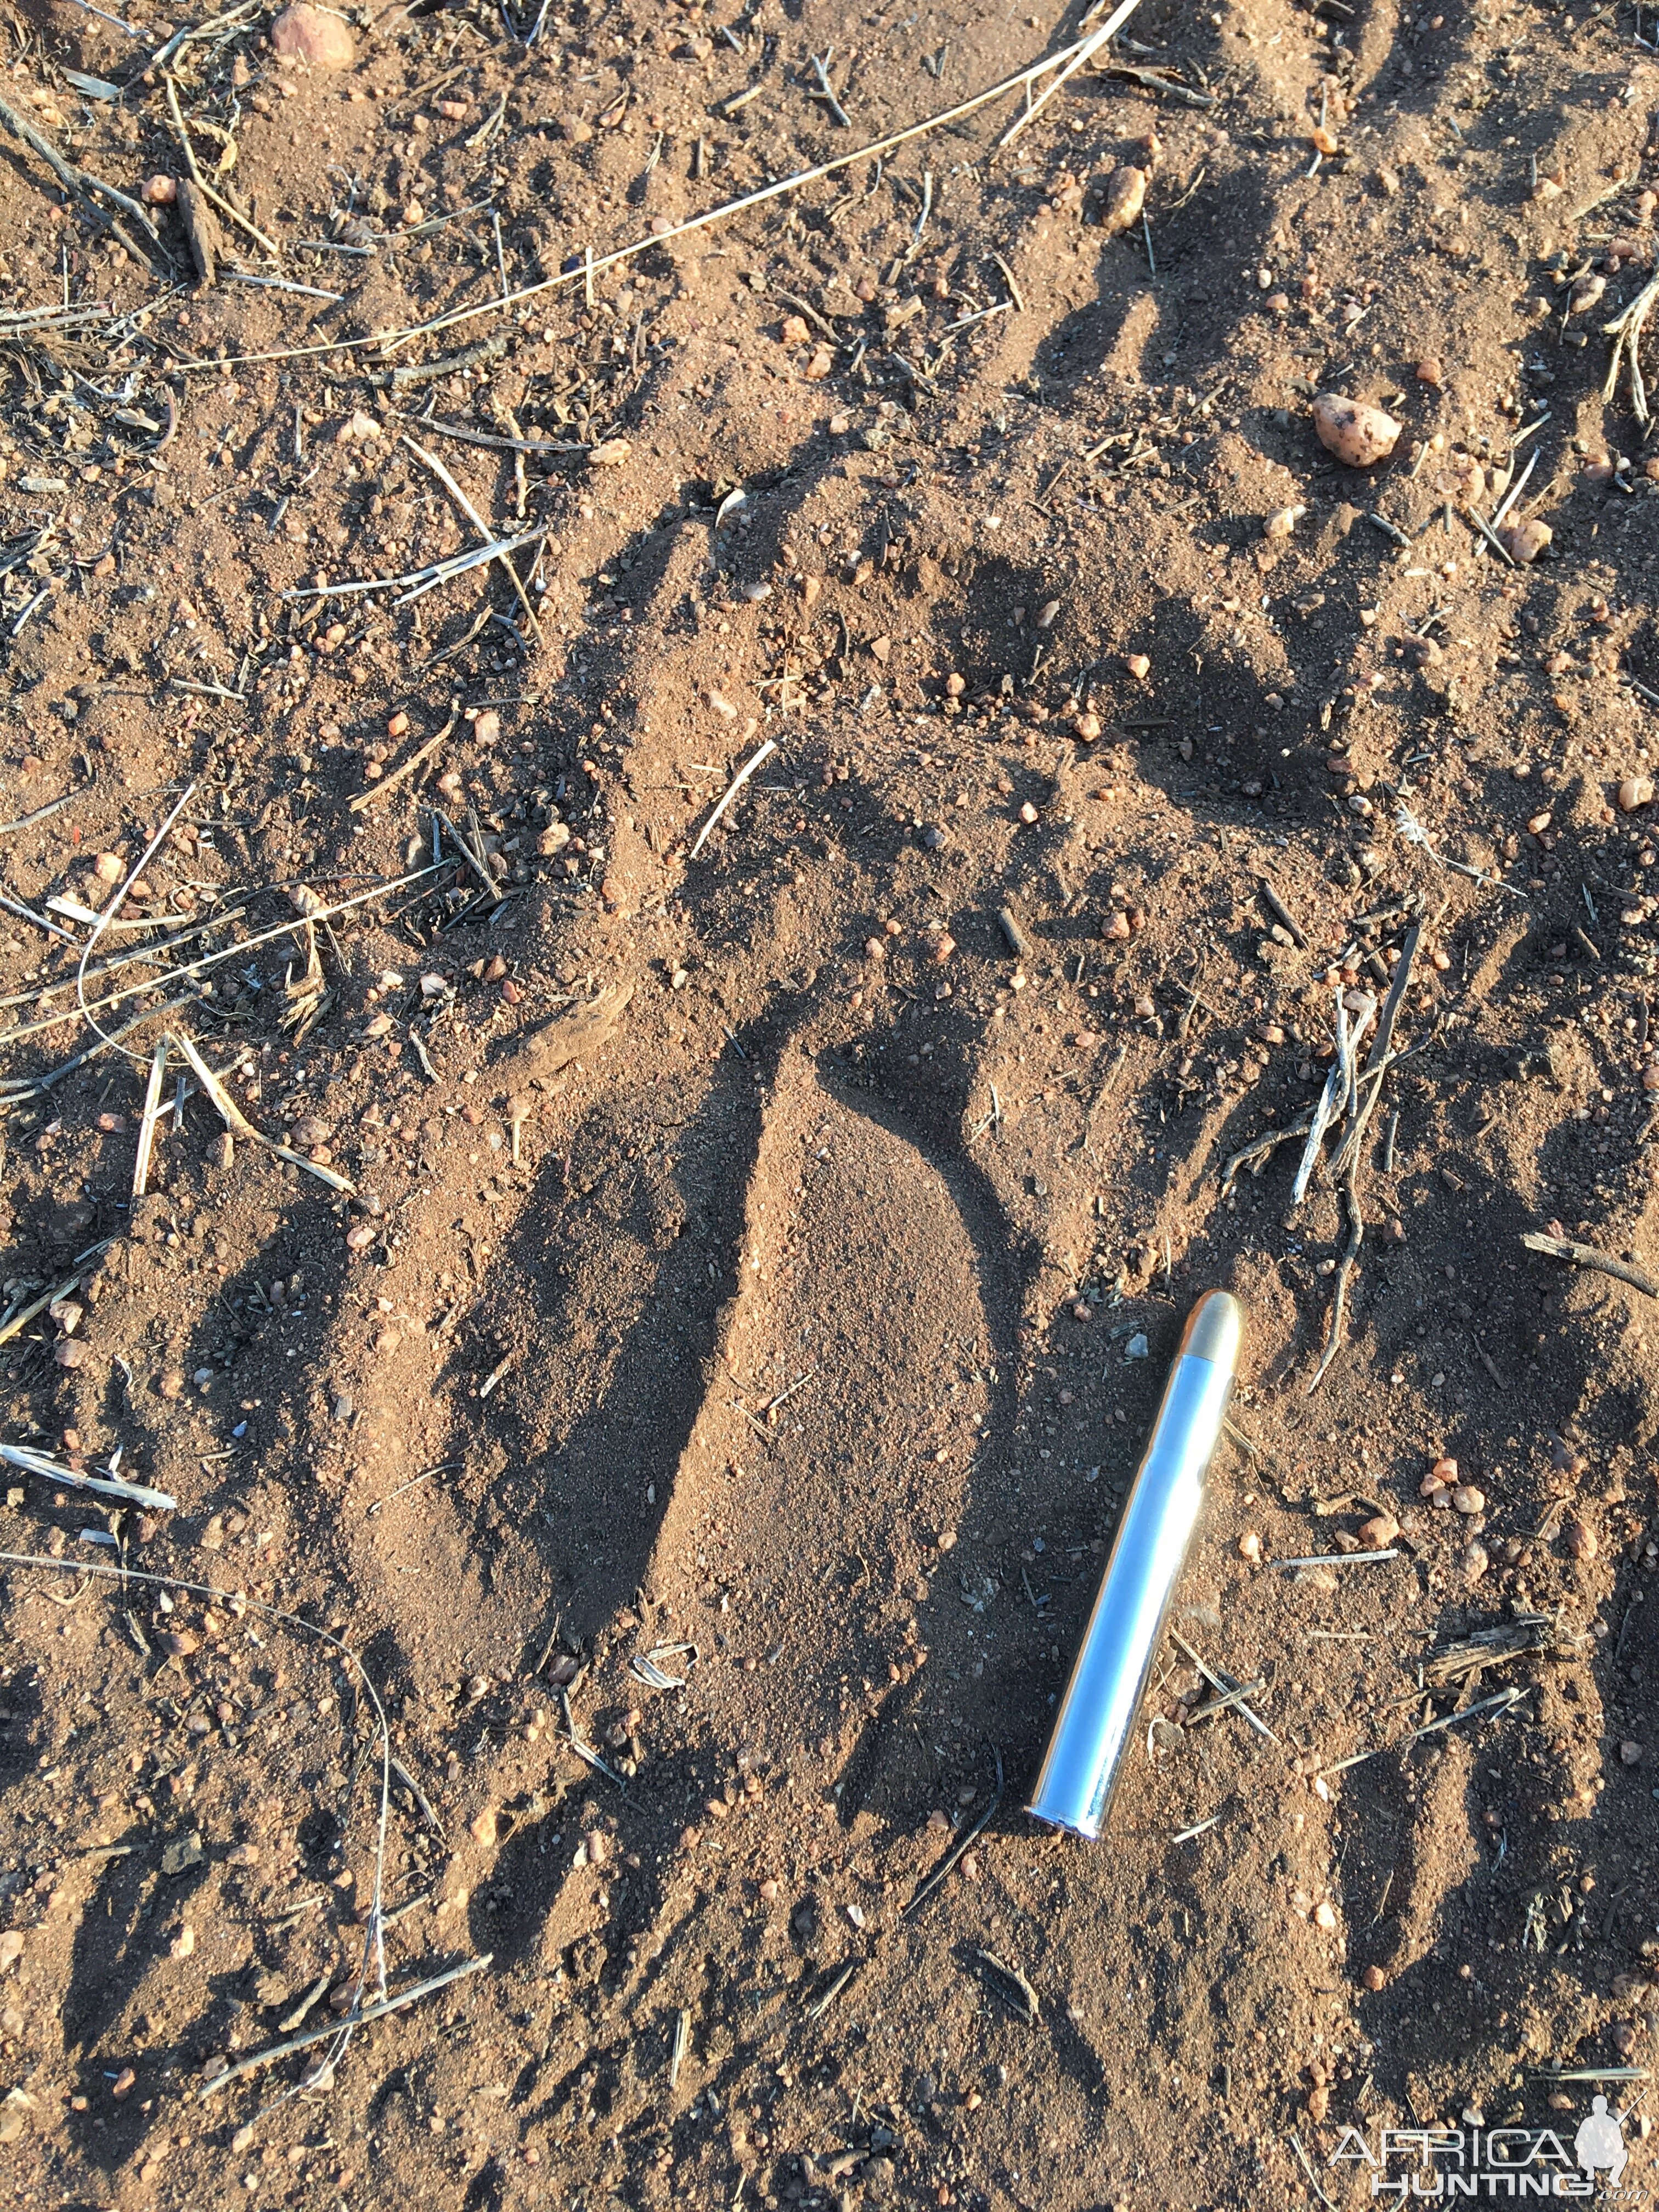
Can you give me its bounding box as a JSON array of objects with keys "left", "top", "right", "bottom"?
[{"left": 1327, "top": 2101, "right": 1633, "bottom": 2197}]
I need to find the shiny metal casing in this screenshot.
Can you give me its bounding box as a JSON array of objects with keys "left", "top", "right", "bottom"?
[{"left": 1027, "top": 1291, "right": 1242, "bottom": 1839}]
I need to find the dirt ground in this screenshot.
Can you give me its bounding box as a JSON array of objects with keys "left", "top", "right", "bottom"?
[{"left": 0, "top": 0, "right": 1657, "bottom": 2202}]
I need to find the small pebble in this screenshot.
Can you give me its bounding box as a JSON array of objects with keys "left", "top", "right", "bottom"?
[
  {"left": 1361, "top": 1963, "right": 1387, "bottom": 1991},
  {"left": 1452, "top": 1484, "right": 1485, "bottom": 1516},
  {"left": 1618, "top": 775, "right": 1654, "bottom": 813},
  {"left": 1238, "top": 1531, "right": 1262, "bottom": 1562},
  {"left": 1098, "top": 165, "right": 1147, "bottom": 236},
  {"left": 1497, "top": 517, "right": 1551, "bottom": 563},
  {"left": 269, "top": 2, "right": 356, "bottom": 67},
  {"left": 1564, "top": 1517, "right": 1598, "bottom": 1561},
  {"left": 1311, "top": 393, "right": 1401, "bottom": 468}
]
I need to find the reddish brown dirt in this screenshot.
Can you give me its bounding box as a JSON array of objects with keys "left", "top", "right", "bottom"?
[{"left": 0, "top": 0, "right": 1657, "bottom": 2203}]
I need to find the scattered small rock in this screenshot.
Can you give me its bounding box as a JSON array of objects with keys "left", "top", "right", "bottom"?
[
  {"left": 1497, "top": 517, "right": 1551, "bottom": 563},
  {"left": 161, "top": 1833, "right": 205, "bottom": 1876},
  {"left": 1311, "top": 393, "right": 1401, "bottom": 468},
  {"left": 269, "top": 2, "right": 356, "bottom": 68},
  {"left": 1564, "top": 1517, "right": 1598, "bottom": 1561},
  {"left": 1098, "top": 165, "right": 1147, "bottom": 235}
]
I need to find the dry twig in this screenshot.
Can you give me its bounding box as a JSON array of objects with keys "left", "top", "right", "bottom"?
[
  {"left": 903, "top": 1748, "right": 1003, "bottom": 1918},
  {"left": 163, "top": 76, "right": 281, "bottom": 261},
  {"left": 348, "top": 715, "right": 456, "bottom": 814},
  {"left": 1520, "top": 1232, "right": 1657, "bottom": 1299},
  {"left": 0, "top": 90, "right": 166, "bottom": 258},
  {"left": 202, "top": 1956, "right": 492, "bottom": 2098}
]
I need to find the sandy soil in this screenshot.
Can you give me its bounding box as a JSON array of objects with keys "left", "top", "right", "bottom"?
[{"left": 0, "top": 0, "right": 1657, "bottom": 2203}]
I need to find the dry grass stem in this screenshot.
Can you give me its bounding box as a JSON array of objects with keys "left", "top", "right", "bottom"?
[
  {"left": 997, "top": 0, "right": 1145, "bottom": 147},
  {"left": 170, "top": 1029, "right": 356, "bottom": 1194},
  {"left": 175, "top": 18, "right": 1158, "bottom": 375},
  {"left": 0, "top": 868, "right": 440, "bottom": 1050},
  {"left": 131, "top": 1035, "right": 170, "bottom": 1200},
  {"left": 398, "top": 435, "right": 544, "bottom": 642},
  {"left": 689, "top": 737, "right": 778, "bottom": 860},
  {"left": 0, "top": 1441, "right": 176, "bottom": 1512}
]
